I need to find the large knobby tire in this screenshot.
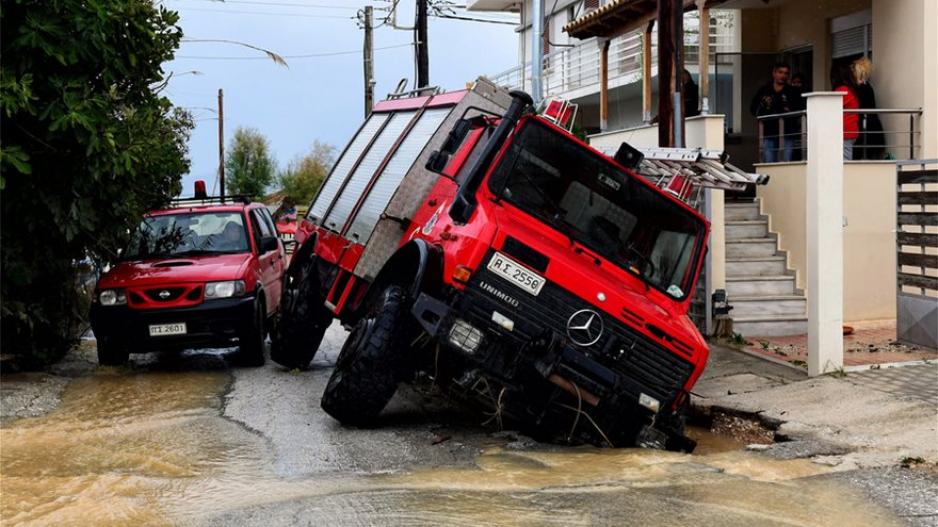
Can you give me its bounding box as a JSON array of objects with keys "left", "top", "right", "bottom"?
[
  {"left": 320, "top": 285, "right": 408, "bottom": 427},
  {"left": 236, "top": 296, "right": 267, "bottom": 367},
  {"left": 97, "top": 336, "right": 129, "bottom": 366},
  {"left": 270, "top": 251, "right": 332, "bottom": 370}
]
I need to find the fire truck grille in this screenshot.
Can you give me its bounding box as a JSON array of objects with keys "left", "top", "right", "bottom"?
[{"left": 464, "top": 265, "right": 694, "bottom": 405}]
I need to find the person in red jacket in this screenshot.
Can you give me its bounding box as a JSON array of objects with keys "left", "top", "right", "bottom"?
[{"left": 831, "top": 63, "right": 859, "bottom": 160}]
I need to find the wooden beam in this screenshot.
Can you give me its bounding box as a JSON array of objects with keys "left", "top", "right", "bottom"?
[
  {"left": 657, "top": 0, "right": 674, "bottom": 147},
  {"left": 696, "top": 0, "right": 709, "bottom": 113},
  {"left": 898, "top": 252, "right": 938, "bottom": 269},
  {"left": 600, "top": 39, "right": 611, "bottom": 132},
  {"left": 642, "top": 24, "right": 653, "bottom": 122}
]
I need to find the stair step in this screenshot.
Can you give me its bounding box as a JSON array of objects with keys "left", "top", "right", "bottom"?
[
  {"left": 726, "top": 220, "right": 769, "bottom": 240},
  {"left": 729, "top": 295, "right": 806, "bottom": 317},
  {"left": 725, "top": 203, "right": 762, "bottom": 221},
  {"left": 726, "top": 275, "right": 795, "bottom": 296},
  {"left": 726, "top": 238, "right": 778, "bottom": 258},
  {"left": 726, "top": 255, "right": 787, "bottom": 276},
  {"left": 732, "top": 315, "right": 808, "bottom": 338}
]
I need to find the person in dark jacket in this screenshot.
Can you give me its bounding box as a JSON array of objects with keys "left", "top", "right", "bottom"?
[
  {"left": 851, "top": 58, "right": 884, "bottom": 160},
  {"left": 750, "top": 63, "right": 801, "bottom": 162},
  {"left": 683, "top": 69, "right": 701, "bottom": 118}
]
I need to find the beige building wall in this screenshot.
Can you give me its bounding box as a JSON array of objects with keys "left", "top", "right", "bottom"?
[
  {"left": 873, "top": 0, "right": 937, "bottom": 159},
  {"left": 757, "top": 161, "right": 897, "bottom": 322}
]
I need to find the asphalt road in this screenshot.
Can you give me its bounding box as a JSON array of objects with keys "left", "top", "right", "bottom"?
[{"left": 1, "top": 323, "right": 936, "bottom": 526}]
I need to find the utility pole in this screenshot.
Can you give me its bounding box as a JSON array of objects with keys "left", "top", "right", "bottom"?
[
  {"left": 217, "top": 88, "right": 225, "bottom": 198},
  {"left": 530, "top": 0, "right": 544, "bottom": 104},
  {"left": 363, "top": 6, "right": 375, "bottom": 117},
  {"left": 416, "top": 0, "right": 429, "bottom": 89}
]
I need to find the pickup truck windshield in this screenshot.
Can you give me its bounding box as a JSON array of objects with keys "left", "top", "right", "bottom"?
[
  {"left": 488, "top": 119, "right": 704, "bottom": 300},
  {"left": 123, "top": 212, "right": 250, "bottom": 259}
]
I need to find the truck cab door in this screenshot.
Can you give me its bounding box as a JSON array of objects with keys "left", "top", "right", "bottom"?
[{"left": 250, "top": 208, "right": 283, "bottom": 315}]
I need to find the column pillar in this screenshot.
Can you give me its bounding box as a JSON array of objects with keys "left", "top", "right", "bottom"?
[
  {"left": 600, "top": 39, "right": 610, "bottom": 132},
  {"left": 804, "top": 92, "right": 845, "bottom": 376}
]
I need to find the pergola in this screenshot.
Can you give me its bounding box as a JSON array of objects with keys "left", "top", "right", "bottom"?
[{"left": 563, "top": 0, "right": 720, "bottom": 147}]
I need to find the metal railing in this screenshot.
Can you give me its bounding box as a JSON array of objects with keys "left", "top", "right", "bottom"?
[
  {"left": 490, "top": 16, "right": 736, "bottom": 97},
  {"left": 756, "top": 108, "right": 924, "bottom": 162}
]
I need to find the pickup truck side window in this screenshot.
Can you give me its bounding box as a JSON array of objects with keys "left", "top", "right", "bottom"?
[{"left": 250, "top": 209, "right": 273, "bottom": 251}]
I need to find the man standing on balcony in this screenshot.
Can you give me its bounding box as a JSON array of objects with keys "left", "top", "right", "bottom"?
[{"left": 750, "top": 63, "right": 801, "bottom": 162}]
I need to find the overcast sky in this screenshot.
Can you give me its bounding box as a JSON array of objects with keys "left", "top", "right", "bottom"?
[{"left": 161, "top": 0, "right": 519, "bottom": 196}]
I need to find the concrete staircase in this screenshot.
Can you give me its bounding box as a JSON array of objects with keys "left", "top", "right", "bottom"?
[{"left": 725, "top": 200, "right": 808, "bottom": 337}]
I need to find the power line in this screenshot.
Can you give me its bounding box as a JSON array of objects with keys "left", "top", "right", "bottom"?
[
  {"left": 176, "top": 41, "right": 413, "bottom": 60},
  {"left": 430, "top": 13, "right": 517, "bottom": 25}
]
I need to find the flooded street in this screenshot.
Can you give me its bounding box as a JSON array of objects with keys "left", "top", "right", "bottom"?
[{"left": 0, "top": 328, "right": 926, "bottom": 526}]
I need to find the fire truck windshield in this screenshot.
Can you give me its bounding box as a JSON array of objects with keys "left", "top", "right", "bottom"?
[{"left": 488, "top": 119, "right": 705, "bottom": 300}]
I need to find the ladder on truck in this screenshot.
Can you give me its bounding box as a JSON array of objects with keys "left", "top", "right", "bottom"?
[{"left": 595, "top": 145, "right": 769, "bottom": 207}]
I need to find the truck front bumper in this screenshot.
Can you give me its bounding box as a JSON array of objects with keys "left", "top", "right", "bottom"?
[
  {"left": 90, "top": 295, "right": 256, "bottom": 352},
  {"left": 411, "top": 287, "right": 697, "bottom": 451}
]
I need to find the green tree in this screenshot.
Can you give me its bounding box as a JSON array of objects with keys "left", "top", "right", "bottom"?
[
  {"left": 1, "top": 0, "right": 194, "bottom": 367},
  {"left": 225, "top": 127, "right": 275, "bottom": 197},
  {"left": 278, "top": 140, "right": 335, "bottom": 204}
]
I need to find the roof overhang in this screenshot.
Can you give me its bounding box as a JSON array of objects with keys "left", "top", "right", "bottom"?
[{"left": 563, "top": 0, "right": 720, "bottom": 40}]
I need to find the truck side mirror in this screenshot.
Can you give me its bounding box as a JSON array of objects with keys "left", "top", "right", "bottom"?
[
  {"left": 260, "top": 236, "right": 279, "bottom": 254},
  {"left": 425, "top": 118, "right": 474, "bottom": 175}
]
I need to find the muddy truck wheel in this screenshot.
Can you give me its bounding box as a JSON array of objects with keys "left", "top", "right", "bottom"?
[
  {"left": 321, "top": 285, "right": 409, "bottom": 427},
  {"left": 97, "top": 336, "right": 129, "bottom": 366},
  {"left": 270, "top": 250, "right": 332, "bottom": 370},
  {"left": 235, "top": 296, "right": 267, "bottom": 367}
]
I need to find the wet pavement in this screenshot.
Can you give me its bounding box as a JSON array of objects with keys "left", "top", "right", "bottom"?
[{"left": 1, "top": 325, "right": 935, "bottom": 526}]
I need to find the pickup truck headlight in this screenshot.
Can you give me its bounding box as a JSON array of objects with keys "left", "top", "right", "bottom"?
[
  {"left": 98, "top": 289, "right": 127, "bottom": 306},
  {"left": 205, "top": 280, "right": 246, "bottom": 299}
]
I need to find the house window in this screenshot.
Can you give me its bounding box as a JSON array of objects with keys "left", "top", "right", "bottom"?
[{"left": 831, "top": 10, "right": 872, "bottom": 59}]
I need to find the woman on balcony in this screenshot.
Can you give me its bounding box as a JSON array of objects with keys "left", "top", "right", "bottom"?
[{"left": 831, "top": 63, "right": 860, "bottom": 160}]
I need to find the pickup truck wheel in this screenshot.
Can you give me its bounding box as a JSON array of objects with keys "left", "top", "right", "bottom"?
[
  {"left": 236, "top": 297, "right": 267, "bottom": 367},
  {"left": 320, "top": 285, "right": 407, "bottom": 426},
  {"left": 97, "top": 336, "right": 129, "bottom": 366},
  {"left": 271, "top": 253, "right": 331, "bottom": 370}
]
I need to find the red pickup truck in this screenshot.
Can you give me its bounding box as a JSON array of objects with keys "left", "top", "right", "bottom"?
[{"left": 90, "top": 193, "right": 285, "bottom": 366}]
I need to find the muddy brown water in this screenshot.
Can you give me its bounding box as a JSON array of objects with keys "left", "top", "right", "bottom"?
[{"left": 1, "top": 367, "right": 902, "bottom": 526}]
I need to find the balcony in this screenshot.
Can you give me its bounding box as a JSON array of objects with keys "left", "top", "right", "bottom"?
[
  {"left": 466, "top": 0, "right": 519, "bottom": 12},
  {"left": 489, "top": 12, "right": 737, "bottom": 101}
]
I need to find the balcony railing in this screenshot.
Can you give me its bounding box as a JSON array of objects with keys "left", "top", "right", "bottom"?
[
  {"left": 490, "top": 14, "right": 736, "bottom": 98},
  {"left": 756, "top": 108, "right": 924, "bottom": 162}
]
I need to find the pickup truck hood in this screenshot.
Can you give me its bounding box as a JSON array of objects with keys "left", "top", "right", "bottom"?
[{"left": 98, "top": 253, "right": 252, "bottom": 288}]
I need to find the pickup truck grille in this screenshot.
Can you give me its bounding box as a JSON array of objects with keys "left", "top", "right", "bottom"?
[{"left": 463, "top": 264, "right": 694, "bottom": 405}]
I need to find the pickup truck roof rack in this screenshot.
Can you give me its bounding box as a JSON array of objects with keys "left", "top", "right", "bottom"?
[{"left": 168, "top": 195, "right": 253, "bottom": 208}]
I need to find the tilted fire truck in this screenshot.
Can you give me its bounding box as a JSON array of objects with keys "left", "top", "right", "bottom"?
[{"left": 272, "top": 79, "right": 764, "bottom": 450}]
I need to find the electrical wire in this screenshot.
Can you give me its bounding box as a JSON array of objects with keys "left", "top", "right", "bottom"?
[
  {"left": 430, "top": 14, "right": 516, "bottom": 25},
  {"left": 176, "top": 41, "right": 413, "bottom": 60}
]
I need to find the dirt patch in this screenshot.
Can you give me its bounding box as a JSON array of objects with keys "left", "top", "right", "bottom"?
[{"left": 709, "top": 411, "right": 777, "bottom": 445}]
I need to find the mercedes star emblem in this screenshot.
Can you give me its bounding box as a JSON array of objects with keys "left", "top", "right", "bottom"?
[
  {"left": 158, "top": 290, "right": 171, "bottom": 299},
  {"left": 566, "top": 309, "right": 604, "bottom": 347}
]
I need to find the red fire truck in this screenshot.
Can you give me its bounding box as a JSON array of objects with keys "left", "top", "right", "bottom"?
[{"left": 273, "top": 79, "right": 761, "bottom": 450}]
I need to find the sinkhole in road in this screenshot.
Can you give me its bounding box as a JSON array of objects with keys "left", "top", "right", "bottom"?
[{"left": 1, "top": 365, "right": 902, "bottom": 526}]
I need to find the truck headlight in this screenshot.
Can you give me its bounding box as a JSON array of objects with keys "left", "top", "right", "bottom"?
[
  {"left": 98, "top": 289, "right": 127, "bottom": 306},
  {"left": 205, "top": 280, "right": 246, "bottom": 299},
  {"left": 449, "top": 318, "right": 483, "bottom": 354}
]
